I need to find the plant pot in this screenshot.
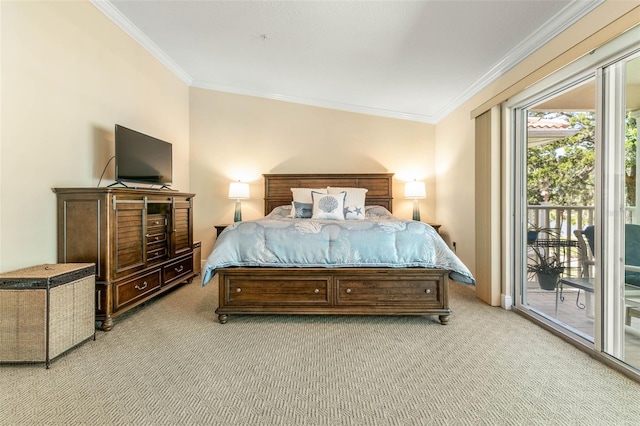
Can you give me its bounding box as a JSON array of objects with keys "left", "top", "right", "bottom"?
[
  {"left": 527, "top": 231, "right": 539, "bottom": 243},
  {"left": 536, "top": 272, "right": 559, "bottom": 291}
]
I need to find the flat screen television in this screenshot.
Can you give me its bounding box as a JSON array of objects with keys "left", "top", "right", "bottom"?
[{"left": 114, "top": 124, "right": 172, "bottom": 187}]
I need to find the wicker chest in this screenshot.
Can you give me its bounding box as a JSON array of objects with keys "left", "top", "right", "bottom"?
[{"left": 0, "top": 263, "right": 95, "bottom": 368}]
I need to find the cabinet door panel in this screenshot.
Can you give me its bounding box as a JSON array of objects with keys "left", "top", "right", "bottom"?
[
  {"left": 172, "top": 199, "right": 192, "bottom": 256},
  {"left": 114, "top": 203, "right": 145, "bottom": 274}
]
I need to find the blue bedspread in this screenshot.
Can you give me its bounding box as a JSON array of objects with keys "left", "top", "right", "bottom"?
[{"left": 201, "top": 206, "right": 475, "bottom": 285}]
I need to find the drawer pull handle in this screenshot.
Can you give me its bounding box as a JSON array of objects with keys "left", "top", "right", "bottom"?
[
  {"left": 135, "top": 281, "right": 148, "bottom": 291},
  {"left": 236, "top": 288, "right": 242, "bottom": 293},
  {"left": 154, "top": 221, "right": 160, "bottom": 225},
  {"left": 314, "top": 289, "right": 320, "bottom": 294},
  {"left": 155, "top": 236, "right": 160, "bottom": 241},
  {"left": 345, "top": 288, "right": 352, "bottom": 294},
  {"left": 425, "top": 289, "right": 431, "bottom": 294},
  {"left": 175, "top": 265, "right": 184, "bottom": 273}
]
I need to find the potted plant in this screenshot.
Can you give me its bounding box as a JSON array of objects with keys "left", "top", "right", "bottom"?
[
  {"left": 527, "top": 244, "right": 564, "bottom": 290},
  {"left": 527, "top": 223, "right": 542, "bottom": 243}
]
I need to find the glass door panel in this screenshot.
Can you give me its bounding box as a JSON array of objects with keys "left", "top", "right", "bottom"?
[
  {"left": 510, "top": 24, "right": 640, "bottom": 377},
  {"left": 601, "top": 54, "right": 640, "bottom": 368},
  {"left": 623, "top": 56, "right": 640, "bottom": 367},
  {"left": 519, "top": 78, "right": 596, "bottom": 341}
]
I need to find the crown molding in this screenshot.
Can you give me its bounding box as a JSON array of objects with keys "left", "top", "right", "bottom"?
[
  {"left": 93, "top": 0, "right": 431, "bottom": 122},
  {"left": 191, "top": 80, "right": 436, "bottom": 123},
  {"left": 432, "top": 0, "right": 604, "bottom": 123},
  {"left": 92, "top": 0, "right": 603, "bottom": 125},
  {"left": 90, "top": 0, "right": 193, "bottom": 85}
]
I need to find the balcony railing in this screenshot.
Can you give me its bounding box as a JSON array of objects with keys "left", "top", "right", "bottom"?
[
  {"left": 527, "top": 205, "right": 595, "bottom": 278},
  {"left": 527, "top": 205, "right": 594, "bottom": 240}
]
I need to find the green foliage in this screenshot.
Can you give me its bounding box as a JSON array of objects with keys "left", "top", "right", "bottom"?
[
  {"left": 626, "top": 114, "right": 638, "bottom": 205},
  {"left": 527, "top": 244, "right": 565, "bottom": 275},
  {"left": 527, "top": 226, "right": 564, "bottom": 274},
  {"left": 527, "top": 112, "right": 596, "bottom": 206},
  {"left": 527, "top": 112, "right": 637, "bottom": 207}
]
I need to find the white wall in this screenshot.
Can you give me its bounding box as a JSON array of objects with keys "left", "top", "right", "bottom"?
[
  {"left": 435, "top": 105, "right": 476, "bottom": 276},
  {"left": 189, "top": 89, "right": 437, "bottom": 261},
  {"left": 0, "top": 1, "right": 189, "bottom": 272}
]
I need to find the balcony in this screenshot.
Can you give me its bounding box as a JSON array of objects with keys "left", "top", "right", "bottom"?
[
  {"left": 526, "top": 204, "right": 640, "bottom": 365},
  {"left": 526, "top": 205, "right": 594, "bottom": 339},
  {"left": 527, "top": 204, "right": 594, "bottom": 278}
]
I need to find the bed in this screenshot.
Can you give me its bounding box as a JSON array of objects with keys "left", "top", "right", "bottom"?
[{"left": 202, "top": 173, "right": 474, "bottom": 324}]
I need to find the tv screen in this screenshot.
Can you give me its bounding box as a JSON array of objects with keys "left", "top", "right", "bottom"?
[{"left": 115, "top": 124, "right": 172, "bottom": 187}]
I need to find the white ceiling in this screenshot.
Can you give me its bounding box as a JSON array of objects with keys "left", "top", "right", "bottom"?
[{"left": 95, "top": 0, "right": 602, "bottom": 124}]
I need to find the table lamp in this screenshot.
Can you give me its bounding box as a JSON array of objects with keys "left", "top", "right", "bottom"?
[
  {"left": 404, "top": 180, "right": 426, "bottom": 221},
  {"left": 228, "top": 181, "right": 250, "bottom": 222}
]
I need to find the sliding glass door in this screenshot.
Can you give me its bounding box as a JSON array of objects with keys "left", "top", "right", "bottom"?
[
  {"left": 600, "top": 53, "right": 640, "bottom": 367},
  {"left": 514, "top": 77, "right": 596, "bottom": 342},
  {"left": 510, "top": 27, "right": 640, "bottom": 374}
]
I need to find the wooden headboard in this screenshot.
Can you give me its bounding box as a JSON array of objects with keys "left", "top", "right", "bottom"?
[{"left": 263, "top": 173, "right": 394, "bottom": 214}]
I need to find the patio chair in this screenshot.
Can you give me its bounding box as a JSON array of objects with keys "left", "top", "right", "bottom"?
[
  {"left": 574, "top": 227, "right": 594, "bottom": 278},
  {"left": 577, "top": 225, "right": 640, "bottom": 325},
  {"left": 569, "top": 228, "right": 595, "bottom": 314}
]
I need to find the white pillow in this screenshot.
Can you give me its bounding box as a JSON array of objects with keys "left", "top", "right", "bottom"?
[
  {"left": 311, "top": 191, "right": 346, "bottom": 220},
  {"left": 327, "top": 187, "right": 368, "bottom": 208},
  {"left": 344, "top": 205, "right": 365, "bottom": 220},
  {"left": 291, "top": 188, "right": 327, "bottom": 204}
]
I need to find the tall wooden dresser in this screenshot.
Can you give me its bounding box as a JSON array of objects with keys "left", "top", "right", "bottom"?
[{"left": 53, "top": 188, "right": 197, "bottom": 331}]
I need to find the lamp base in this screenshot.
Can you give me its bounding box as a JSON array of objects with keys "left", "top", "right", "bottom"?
[
  {"left": 412, "top": 199, "right": 421, "bottom": 221},
  {"left": 233, "top": 200, "right": 242, "bottom": 222}
]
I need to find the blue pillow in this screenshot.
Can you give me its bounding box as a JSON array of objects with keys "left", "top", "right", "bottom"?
[{"left": 292, "top": 201, "right": 313, "bottom": 219}]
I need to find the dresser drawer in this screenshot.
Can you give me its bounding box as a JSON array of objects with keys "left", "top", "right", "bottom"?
[
  {"left": 146, "top": 231, "right": 166, "bottom": 245},
  {"left": 336, "top": 274, "right": 443, "bottom": 307},
  {"left": 146, "top": 215, "right": 167, "bottom": 244},
  {"left": 221, "top": 275, "right": 331, "bottom": 306},
  {"left": 147, "top": 246, "right": 167, "bottom": 264},
  {"left": 163, "top": 255, "right": 193, "bottom": 285},
  {"left": 115, "top": 269, "right": 161, "bottom": 310},
  {"left": 147, "top": 214, "right": 166, "bottom": 229}
]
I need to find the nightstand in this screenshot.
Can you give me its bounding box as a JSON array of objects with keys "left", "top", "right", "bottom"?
[
  {"left": 193, "top": 241, "right": 201, "bottom": 275},
  {"left": 427, "top": 223, "right": 441, "bottom": 234},
  {"left": 215, "top": 224, "right": 230, "bottom": 237}
]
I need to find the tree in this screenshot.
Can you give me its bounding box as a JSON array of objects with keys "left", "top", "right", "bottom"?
[
  {"left": 527, "top": 111, "right": 637, "bottom": 207},
  {"left": 527, "top": 112, "right": 596, "bottom": 206},
  {"left": 625, "top": 113, "right": 638, "bottom": 206}
]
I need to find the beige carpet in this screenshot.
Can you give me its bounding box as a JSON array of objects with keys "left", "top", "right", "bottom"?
[{"left": 2, "top": 276, "right": 640, "bottom": 425}]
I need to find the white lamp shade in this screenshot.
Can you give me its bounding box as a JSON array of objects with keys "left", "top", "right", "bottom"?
[
  {"left": 228, "top": 181, "right": 250, "bottom": 200},
  {"left": 404, "top": 180, "right": 426, "bottom": 199}
]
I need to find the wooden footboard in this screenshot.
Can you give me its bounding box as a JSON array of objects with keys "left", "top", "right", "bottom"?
[{"left": 215, "top": 267, "right": 451, "bottom": 324}]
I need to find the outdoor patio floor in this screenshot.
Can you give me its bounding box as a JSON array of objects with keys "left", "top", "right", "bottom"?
[{"left": 525, "top": 283, "right": 640, "bottom": 369}]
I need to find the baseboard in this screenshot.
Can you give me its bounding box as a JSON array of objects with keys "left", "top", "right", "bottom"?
[{"left": 501, "top": 294, "right": 513, "bottom": 310}]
